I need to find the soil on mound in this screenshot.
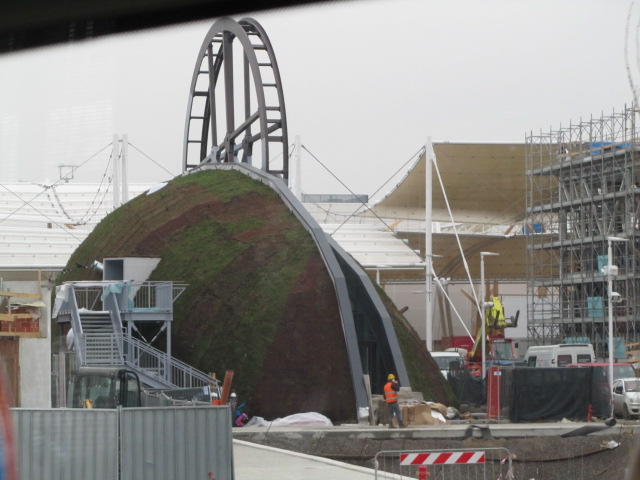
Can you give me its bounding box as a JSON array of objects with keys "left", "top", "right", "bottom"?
[{"left": 58, "top": 169, "right": 452, "bottom": 422}]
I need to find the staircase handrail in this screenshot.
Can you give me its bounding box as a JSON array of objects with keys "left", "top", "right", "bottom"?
[
  {"left": 66, "top": 286, "right": 86, "bottom": 365},
  {"left": 102, "top": 291, "right": 125, "bottom": 360},
  {"left": 122, "top": 335, "right": 218, "bottom": 389}
]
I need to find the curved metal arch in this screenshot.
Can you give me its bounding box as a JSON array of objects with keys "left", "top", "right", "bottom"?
[{"left": 182, "top": 17, "right": 289, "bottom": 181}]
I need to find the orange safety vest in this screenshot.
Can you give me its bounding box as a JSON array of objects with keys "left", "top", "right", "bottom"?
[{"left": 384, "top": 381, "right": 398, "bottom": 403}]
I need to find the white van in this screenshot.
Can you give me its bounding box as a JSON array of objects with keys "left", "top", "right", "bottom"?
[
  {"left": 524, "top": 344, "right": 595, "bottom": 368},
  {"left": 431, "top": 350, "right": 465, "bottom": 377}
]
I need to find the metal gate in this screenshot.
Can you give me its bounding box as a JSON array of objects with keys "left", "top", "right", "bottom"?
[{"left": 373, "top": 448, "right": 515, "bottom": 480}]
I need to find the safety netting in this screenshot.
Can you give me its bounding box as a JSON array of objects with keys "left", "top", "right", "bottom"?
[
  {"left": 448, "top": 368, "right": 485, "bottom": 406},
  {"left": 501, "top": 367, "right": 610, "bottom": 422},
  {"left": 448, "top": 366, "right": 613, "bottom": 422}
]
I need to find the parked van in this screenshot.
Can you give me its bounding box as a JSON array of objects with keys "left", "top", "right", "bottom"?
[
  {"left": 524, "top": 344, "right": 595, "bottom": 367},
  {"left": 431, "top": 350, "right": 465, "bottom": 378}
]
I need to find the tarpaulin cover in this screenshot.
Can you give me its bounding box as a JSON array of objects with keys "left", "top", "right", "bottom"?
[
  {"left": 447, "top": 368, "right": 485, "bottom": 405},
  {"left": 505, "top": 367, "right": 592, "bottom": 422},
  {"left": 587, "top": 366, "right": 615, "bottom": 418}
]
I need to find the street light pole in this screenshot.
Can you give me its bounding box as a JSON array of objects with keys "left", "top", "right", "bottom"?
[
  {"left": 480, "top": 252, "right": 499, "bottom": 380},
  {"left": 605, "top": 236, "right": 627, "bottom": 419}
]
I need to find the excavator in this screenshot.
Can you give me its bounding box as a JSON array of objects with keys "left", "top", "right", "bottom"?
[
  {"left": 65, "top": 366, "right": 224, "bottom": 408},
  {"left": 466, "top": 295, "right": 520, "bottom": 375}
]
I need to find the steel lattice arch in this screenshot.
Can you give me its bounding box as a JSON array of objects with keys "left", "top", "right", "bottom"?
[{"left": 183, "top": 17, "right": 289, "bottom": 181}]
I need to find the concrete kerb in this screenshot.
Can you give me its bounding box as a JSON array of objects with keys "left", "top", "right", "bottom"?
[{"left": 233, "top": 421, "right": 640, "bottom": 442}]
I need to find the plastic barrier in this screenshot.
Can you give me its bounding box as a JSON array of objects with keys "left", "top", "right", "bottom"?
[{"left": 373, "top": 448, "right": 514, "bottom": 479}]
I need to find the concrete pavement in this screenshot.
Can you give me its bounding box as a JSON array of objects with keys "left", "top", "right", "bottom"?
[{"left": 233, "top": 439, "right": 377, "bottom": 480}]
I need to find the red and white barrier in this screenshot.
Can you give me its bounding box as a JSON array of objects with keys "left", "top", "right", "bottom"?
[{"left": 400, "top": 451, "right": 485, "bottom": 465}]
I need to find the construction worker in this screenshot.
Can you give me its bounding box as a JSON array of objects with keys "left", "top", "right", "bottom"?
[{"left": 384, "top": 374, "right": 406, "bottom": 428}]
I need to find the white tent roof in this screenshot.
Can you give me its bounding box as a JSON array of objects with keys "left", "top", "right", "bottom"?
[
  {"left": 0, "top": 182, "right": 153, "bottom": 268},
  {"left": 370, "top": 143, "right": 527, "bottom": 225}
]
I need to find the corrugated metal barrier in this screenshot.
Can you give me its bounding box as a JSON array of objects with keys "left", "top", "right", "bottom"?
[
  {"left": 13, "top": 408, "right": 119, "bottom": 480},
  {"left": 120, "top": 407, "right": 234, "bottom": 480},
  {"left": 12, "top": 406, "right": 233, "bottom": 480}
]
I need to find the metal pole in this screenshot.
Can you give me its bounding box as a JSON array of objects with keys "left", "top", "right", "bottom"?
[
  {"left": 606, "top": 236, "right": 626, "bottom": 419},
  {"left": 293, "top": 135, "right": 302, "bottom": 200},
  {"left": 112, "top": 134, "right": 120, "bottom": 208},
  {"left": 425, "top": 138, "right": 433, "bottom": 351},
  {"left": 607, "top": 238, "right": 614, "bottom": 413},
  {"left": 121, "top": 134, "right": 129, "bottom": 204},
  {"left": 481, "top": 255, "right": 486, "bottom": 380}
]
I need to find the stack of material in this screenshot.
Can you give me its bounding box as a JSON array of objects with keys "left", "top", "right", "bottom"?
[
  {"left": 401, "top": 402, "right": 449, "bottom": 426},
  {"left": 376, "top": 398, "right": 450, "bottom": 426}
]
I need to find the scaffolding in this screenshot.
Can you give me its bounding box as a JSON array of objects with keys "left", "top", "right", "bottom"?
[{"left": 526, "top": 105, "right": 640, "bottom": 359}]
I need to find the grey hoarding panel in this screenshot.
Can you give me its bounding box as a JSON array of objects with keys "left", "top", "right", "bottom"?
[
  {"left": 13, "top": 408, "right": 119, "bottom": 480},
  {"left": 120, "top": 406, "right": 234, "bottom": 480}
]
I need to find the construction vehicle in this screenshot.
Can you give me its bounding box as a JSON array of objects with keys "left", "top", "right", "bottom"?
[
  {"left": 67, "top": 367, "right": 143, "bottom": 408},
  {"left": 466, "top": 296, "right": 519, "bottom": 374},
  {"left": 65, "top": 366, "right": 221, "bottom": 408}
]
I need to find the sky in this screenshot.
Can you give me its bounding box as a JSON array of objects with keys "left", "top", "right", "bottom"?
[{"left": 0, "top": 0, "right": 636, "bottom": 202}]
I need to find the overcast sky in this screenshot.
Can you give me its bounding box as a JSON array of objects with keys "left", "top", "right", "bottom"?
[{"left": 0, "top": 0, "right": 635, "bottom": 201}]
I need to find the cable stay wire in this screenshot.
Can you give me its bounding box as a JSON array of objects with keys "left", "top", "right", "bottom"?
[
  {"left": 298, "top": 146, "right": 421, "bottom": 235},
  {"left": 431, "top": 152, "right": 485, "bottom": 324},
  {"left": 77, "top": 145, "right": 115, "bottom": 224},
  {"left": 300, "top": 145, "right": 395, "bottom": 235},
  {"left": 301, "top": 145, "right": 422, "bottom": 238},
  {"left": 332, "top": 146, "right": 423, "bottom": 235},
  {"left": 128, "top": 142, "right": 175, "bottom": 178},
  {"left": 0, "top": 143, "right": 112, "bottom": 241},
  {"left": 432, "top": 271, "right": 475, "bottom": 341},
  {"left": 264, "top": 143, "right": 290, "bottom": 165}
]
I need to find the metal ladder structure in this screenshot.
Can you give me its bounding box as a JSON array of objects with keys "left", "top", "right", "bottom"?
[{"left": 183, "top": 17, "right": 289, "bottom": 180}]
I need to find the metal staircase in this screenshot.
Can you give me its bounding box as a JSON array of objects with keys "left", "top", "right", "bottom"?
[
  {"left": 54, "top": 281, "right": 216, "bottom": 390},
  {"left": 80, "top": 311, "right": 123, "bottom": 365}
]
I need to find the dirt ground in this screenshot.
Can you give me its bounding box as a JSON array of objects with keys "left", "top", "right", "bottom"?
[{"left": 244, "top": 425, "right": 639, "bottom": 480}]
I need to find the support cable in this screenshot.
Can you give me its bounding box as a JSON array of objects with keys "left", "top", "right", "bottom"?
[
  {"left": 128, "top": 142, "right": 175, "bottom": 177},
  {"left": 431, "top": 155, "right": 485, "bottom": 323},
  {"left": 0, "top": 143, "right": 112, "bottom": 241},
  {"left": 432, "top": 266, "right": 475, "bottom": 340},
  {"left": 301, "top": 144, "right": 422, "bottom": 236},
  {"left": 77, "top": 153, "right": 114, "bottom": 225}
]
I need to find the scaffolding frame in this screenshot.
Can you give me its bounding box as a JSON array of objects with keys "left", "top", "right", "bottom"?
[{"left": 526, "top": 105, "right": 640, "bottom": 359}]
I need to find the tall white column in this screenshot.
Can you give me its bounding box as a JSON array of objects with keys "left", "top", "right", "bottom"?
[
  {"left": 112, "top": 134, "right": 120, "bottom": 208},
  {"left": 425, "top": 138, "right": 434, "bottom": 351},
  {"left": 292, "top": 135, "right": 302, "bottom": 200},
  {"left": 121, "top": 134, "right": 129, "bottom": 204}
]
